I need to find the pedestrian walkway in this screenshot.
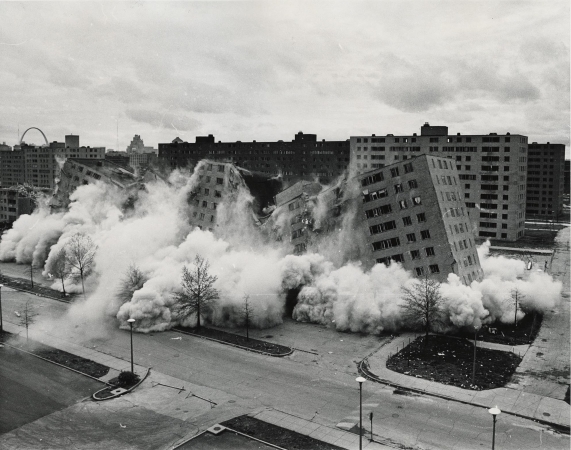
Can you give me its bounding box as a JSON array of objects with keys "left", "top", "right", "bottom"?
[
  {"left": 361, "top": 332, "right": 569, "bottom": 431},
  {"left": 508, "top": 228, "right": 570, "bottom": 400},
  {"left": 252, "top": 408, "right": 391, "bottom": 450}
]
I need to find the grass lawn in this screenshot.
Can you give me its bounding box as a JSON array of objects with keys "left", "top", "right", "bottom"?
[
  {"left": 222, "top": 416, "right": 344, "bottom": 450},
  {"left": 174, "top": 325, "right": 292, "bottom": 356},
  {"left": 387, "top": 335, "right": 522, "bottom": 391}
]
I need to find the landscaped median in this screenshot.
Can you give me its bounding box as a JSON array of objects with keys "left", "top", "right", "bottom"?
[
  {"left": 92, "top": 368, "right": 151, "bottom": 401},
  {"left": 173, "top": 325, "right": 293, "bottom": 356}
]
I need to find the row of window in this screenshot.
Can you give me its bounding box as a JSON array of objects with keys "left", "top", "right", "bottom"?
[{"left": 372, "top": 230, "right": 431, "bottom": 251}]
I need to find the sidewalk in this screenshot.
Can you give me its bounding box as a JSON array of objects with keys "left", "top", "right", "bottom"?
[
  {"left": 250, "top": 408, "right": 392, "bottom": 450},
  {"left": 362, "top": 332, "right": 570, "bottom": 431}
]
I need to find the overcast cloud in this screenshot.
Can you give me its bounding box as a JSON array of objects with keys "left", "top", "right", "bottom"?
[{"left": 0, "top": 1, "right": 568, "bottom": 156}]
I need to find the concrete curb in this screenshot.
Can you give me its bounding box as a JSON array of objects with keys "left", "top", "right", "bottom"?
[
  {"left": 173, "top": 328, "right": 294, "bottom": 357},
  {"left": 357, "top": 358, "right": 570, "bottom": 435},
  {"left": 0, "top": 277, "right": 74, "bottom": 303},
  {"left": 92, "top": 367, "right": 151, "bottom": 401}
]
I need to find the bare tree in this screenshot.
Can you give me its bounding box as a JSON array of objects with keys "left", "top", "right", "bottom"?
[
  {"left": 22, "top": 263, "right": 38, "bottom": 289},
  {"left": 117, "top": 263, "right": 147, "bottom": 304},
  {"left": 51, "top": 248, "right": 70, "bottom": 297},
  {"left": 174, "top": 255, "right": 219, "bottom": 329},
  {"left": 241, "top": 294, "right": 254, "bottom": 341},
  {"left": 19, "top": 300, "right": 39, "bottom": 343},
  {"left": 401, "top": 276, "right": 444, "bottom": 345},
  {"left": 509, "top": 287, "right": 525, "bottom": 327},
  {"left": 65, "top": 233, "right": 97, "bottom": 300}
]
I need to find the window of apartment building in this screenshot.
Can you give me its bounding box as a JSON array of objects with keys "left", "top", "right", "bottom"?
[
  {"left": 394, "top": 183, "right": 403, "bottom": 193},
  {"left": 214, "top": 190, "right": 222, "bottom": 198},
  {"left": 411, "top": 250, "right": 421, "bottom": 260},
  {"left": 199, "top": 213, "right": 205, "bottom": 220},
  {"left": 366, "top": 203, "right": 393, "bottom": 218},
  {"left": 502, "top": 214, "right": 508, "bottom": 220},
  {"left": 412, "top": 196, "right": 422, "bottom": 205},
  {"left": 207, "top": 163, "right": 213, "bottom": 170},
  {"left": 430, "top": 137, "right": 439, "bottom": 143},
  {"left": 372, "top": 237, "right": 401, "bottom": 251},
  {"left": 465, "top": 165, "right": 471, "bottom": 170},
  {"left": 425, "top": 247, "right": 435, "bottom": 256},
  {"left": 501, "top": 233, "right": 507, "bottom": 239},
  {"left": 417, "top": 212, "right": 426, "bottom": 222},
  {"left": 402, "top": 216, "right": 412, "bottom": 226},
  {"left": 406, "top": 233, "right": 416, "bottom": 242},
  {"left": 466, "top": 202, "right": 475, "bottom": 208},
  {"left": 404, "top": 162, "right": 413, "bottom": 173},
  {"left": 369, "top": 220, "right": 397, "bottom": 235},
  {"left": 202, "top": 200, "right": 208, "bottom": 207},
  {"left": 216, "top": 178, "right": 223, "bottom": 184},
  {"left": 415, "top": 267, "right": 425, "bottom": 276},
  {"left": 503, "top": 195, "right": 509, "bottom": 201},
  {"left": 421, "top": 230, "right": 431, "bottom": 239},
  {"left": 399, "top": 200, "right": 408, "bottom": 209},
  {"left": 504, "top": 166, "right": 509, "bottom": 171},
  {"left": 466, "top": 156, "right": 471, "bottom": 161},
  {"left": 407, "top": 179, "right": 418, "bottom": 189},
  {"left": 502, "top": 204, "right": 508, "bottom": 210},
  {"left": 218, "top": 165, "right": 224, "bottom": 172},
  {"left": 390, "top": 167, "right": 400, "bottom": 177},
  {"left": 429, "top": 264, "right": 440, "bottom": 274}
]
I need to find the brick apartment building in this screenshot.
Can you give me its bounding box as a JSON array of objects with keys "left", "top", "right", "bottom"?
[
  {"left": 158, "top": 132, "right": 350, "bottom": 184},
  {"left": 350, "top": 123, "right": 528, "bottom": 241},
  {"left": 526, "top": 142, "right": 566, "bottom": 219}
]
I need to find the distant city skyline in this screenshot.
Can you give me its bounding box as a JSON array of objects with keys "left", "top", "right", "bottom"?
[{"left": 0, "top": 2, "right": 569, "bottom": 158}]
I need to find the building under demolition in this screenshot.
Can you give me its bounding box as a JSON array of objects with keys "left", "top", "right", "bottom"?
[
  {"left": 51, "top": 158, "right": 141, "bottom": 209},
  {"left": 269, "top": 154, "right": 483, "bottom": 284}
]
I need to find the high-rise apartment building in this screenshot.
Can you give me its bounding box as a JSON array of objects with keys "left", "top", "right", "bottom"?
[
  {"left": 350, "top": 123, "right": 528, "bottom": 241},
  {"left": 158, "top": 132, "right": 350, "bottom": 184},
  {"left": 526, "top": 143, "right": 566, "bottom": 219}
]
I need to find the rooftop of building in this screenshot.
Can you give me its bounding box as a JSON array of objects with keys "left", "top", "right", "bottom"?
[{"left": 165, "top": 132, "right": 350, "bottom": 146}]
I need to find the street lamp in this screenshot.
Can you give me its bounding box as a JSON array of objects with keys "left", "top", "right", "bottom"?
[
  {"left": 356, "top": 376, "right": 366, "bottom": 450},
  {"left": 488, "top": 406, "right": 501, "bottom": 450},
  {"left": 127, "top": 318, "right": 136, "bottom": 374},
  {"left": 0, "top": 284, "right": 3, "bottom": 332}
]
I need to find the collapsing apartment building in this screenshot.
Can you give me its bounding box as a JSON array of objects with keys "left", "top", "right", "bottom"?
[{"left": 271, "top": 154, "right": 483, "bottom": 285}]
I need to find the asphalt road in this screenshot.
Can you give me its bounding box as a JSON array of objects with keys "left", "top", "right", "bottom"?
[
  {"left": 0, "top": 344, "right": 102, "bottom": 434},
  {"left": 0, "top": 263, "right": 569, "bottom": 449}
]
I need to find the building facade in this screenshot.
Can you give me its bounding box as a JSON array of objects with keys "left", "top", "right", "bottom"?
[
  {"left": 356, "top": 155, "right": 483, "bottom": 284},
  {"left": 350, "top": 123, "right": 528, "bottom": 241},
  {"left": 158, "top": 132, "right": 350, "bottom": 184},
  {"left": 526, "top": 143, "right": 566, "bottom": 219}
]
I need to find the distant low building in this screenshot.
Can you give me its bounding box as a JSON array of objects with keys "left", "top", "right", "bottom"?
[{"left": 105, "top": 150, "right": 131, "bottom": 169}]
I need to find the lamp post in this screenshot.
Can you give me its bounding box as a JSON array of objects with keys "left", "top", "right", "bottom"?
[
  {"left": 0, "top": 284, "right": 3, "bottom": 332},
  {"left": 488, "top": 406, "right": 501, "bottom": 450},
  {"left": 356, "top": 376, "right": 366, "bottom": 450},
  {"left": 127, "top": 318, "right": 135, "bottom": 374},
  {"left": 472, "top": 325, "right": 480, "bottom": 386}
]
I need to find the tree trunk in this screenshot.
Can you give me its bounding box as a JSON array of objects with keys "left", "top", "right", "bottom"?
[
  {"left": 196, "top": 300, "right": 201, "bottom": 329},
  {"left": 80, "top": 270, "right": 86, "bottom": 301},
  {"left": 61, "top": 278, "right": 66, "bottom": 297}
]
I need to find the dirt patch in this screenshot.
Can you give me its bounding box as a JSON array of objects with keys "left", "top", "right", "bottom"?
[
  {"left": 387, "top": 335, "right": 522, "bottom": 391},
  {"left": 174, "top": 326, "right": 292, "bottom": 356},
  {"left": 222, "top": 415, "right": 344, "bottom": 450},
  {"left": 0, "top": 331, "right": 109, "bottom": 378},
  {"left": 450, "top": 313, "right": 543, "bottom": 346}
]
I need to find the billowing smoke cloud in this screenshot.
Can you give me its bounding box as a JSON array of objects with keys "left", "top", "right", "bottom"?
[{"left": 0, "top": 163, "right": 562, "bottom": 336}]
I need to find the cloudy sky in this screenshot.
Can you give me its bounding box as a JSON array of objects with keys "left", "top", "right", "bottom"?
[{"left": 0, "top": 1, "right": 569, "bottom": 157}]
